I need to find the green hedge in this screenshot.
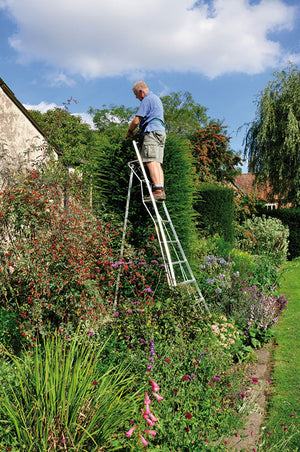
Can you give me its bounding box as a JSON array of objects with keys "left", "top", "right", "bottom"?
[{"left": 194, "top": 183, "right": 235, "bottom": 243}]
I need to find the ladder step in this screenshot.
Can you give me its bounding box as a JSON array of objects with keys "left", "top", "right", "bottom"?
[
  {"left": 178, "top": 279, "right": 196, "bottom": 285},
  {"left": 171, "top": 259, "right": 187, "bottom": 265}
]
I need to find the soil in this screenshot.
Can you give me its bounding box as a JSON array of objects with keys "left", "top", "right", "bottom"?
[{"left": 229, "top": 345, "right": 274, "bottom": 451}]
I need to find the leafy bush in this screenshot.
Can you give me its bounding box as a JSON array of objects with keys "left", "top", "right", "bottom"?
[
  {"left": 0, "top": 169, "right": 127, "bottom": 348},
  {"left": 234, "top": 214, "right": 289, "bottom": 265}
]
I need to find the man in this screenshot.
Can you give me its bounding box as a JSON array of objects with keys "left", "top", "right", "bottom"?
[{"left": 126, "top": 81, "right": 166, "bottom": 201}]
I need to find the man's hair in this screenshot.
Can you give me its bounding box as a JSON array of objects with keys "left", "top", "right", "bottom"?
[{"left": 132, "top": 81, "right": 148, "bottom": 93}]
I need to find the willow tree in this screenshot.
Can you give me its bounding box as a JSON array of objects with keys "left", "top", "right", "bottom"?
[{"left": 244, "top": 63, "right": 300, "bottom": 207}]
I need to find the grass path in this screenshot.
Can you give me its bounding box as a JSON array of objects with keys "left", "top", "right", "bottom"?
[{"left": 261, "top": 258, "right": 300, "bottom": 450}]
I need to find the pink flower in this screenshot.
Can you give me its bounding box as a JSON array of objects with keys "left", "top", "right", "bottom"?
[
  {"left": 144, "top": 430, "right": 157, "bottom": 436},
  {"left": 152, "top": 392, "right": 164, "bottom": 402},
  {"left": 164, "top": 358, "right": 170, "bottom": 364},
  {"left": 149, "top": 411, "right": 158, "bottom": 423},
  {"left": 150, "top": 380, "right": 160, "bottom": 392},
  {"left": 139, "top": 434, "right": 148, "bottom": 447},
  {"left": 144, "top": 392, "right": 151, "bottom": 405},
  {"left": 252, "top": 378, "right": 259, "bottom": 384},
  {"left": 92, "top": 381, "right": 98, "bottom": 386},
  {"left": 126, "top": 426, "right": 137, "bottom": 438},
  {"left": 142, "top": 410, "right": 156, "bottom": 427}
]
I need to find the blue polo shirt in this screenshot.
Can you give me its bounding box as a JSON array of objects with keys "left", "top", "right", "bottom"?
[{"left": 137, "top": 91, "right": 165, "bottom": 135}]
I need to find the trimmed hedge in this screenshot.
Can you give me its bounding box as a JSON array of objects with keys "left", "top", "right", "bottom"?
[{"left": 194, "top": 183, "right": 235, "bottom": 243}]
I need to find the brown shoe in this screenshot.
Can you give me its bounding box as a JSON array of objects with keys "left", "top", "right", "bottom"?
[{"left": 144, "top": 189, "right": 166, "bottom": 202}]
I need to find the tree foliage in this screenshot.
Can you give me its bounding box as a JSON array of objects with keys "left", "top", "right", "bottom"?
[
  {"left": 190, "top": 124, "right": 241, "bottom": 183},
  {"left": 29, "top": 107, "right": 95, "bottom": 168},
  {"left": 161, "top": 91, "right": 210, "bottom": 135},
  {"left": 244, "top": 63, "right": 300, "bottom": 206}
]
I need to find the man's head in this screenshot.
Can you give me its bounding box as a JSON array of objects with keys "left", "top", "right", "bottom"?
[{"left": 132, "top": 81, "right": 149, "bottom": 101}]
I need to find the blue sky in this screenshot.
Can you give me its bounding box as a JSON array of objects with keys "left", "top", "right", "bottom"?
[{"left": 1, "top": 0, "right": 299, "bottom": 172}]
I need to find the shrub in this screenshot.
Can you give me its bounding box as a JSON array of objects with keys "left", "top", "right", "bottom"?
[
  {"left": 234, "top": 214, "right": 289, "bottom": 265},
  {"left": 0, "top": 169, "right": 127, "bottom": 349}
]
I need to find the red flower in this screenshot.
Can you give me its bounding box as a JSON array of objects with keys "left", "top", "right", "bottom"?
[
  {"left": 92, "top": 381, "right": 98, "bottom": 386},
  {"left": 185, "top": 412, "right": 192, "bottom": 419}
]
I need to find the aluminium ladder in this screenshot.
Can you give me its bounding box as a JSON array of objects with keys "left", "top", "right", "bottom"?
[{"left": 114, "top": 140, "right": 209, "bottom": 313}]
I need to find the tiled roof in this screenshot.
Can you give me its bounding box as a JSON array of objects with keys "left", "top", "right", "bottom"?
[{"left": 234, "top": 174, "right": 275, "bottom": 200}]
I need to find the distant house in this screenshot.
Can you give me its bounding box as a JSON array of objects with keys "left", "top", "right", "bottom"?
[
  {"left": 0, "top": 78, "right": 58, "bottom": 177},
  {"left": 234, "top": 173, "right": 279, "bottom": 210}
]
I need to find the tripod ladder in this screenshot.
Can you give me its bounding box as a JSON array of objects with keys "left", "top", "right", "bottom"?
[{"left": 114, "top": 140, "right": 209, "bottom": 313}]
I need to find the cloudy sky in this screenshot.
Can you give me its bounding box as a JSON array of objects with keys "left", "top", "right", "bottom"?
[{"left": 1, "top": 0, "right": 299, "bottom": 171}]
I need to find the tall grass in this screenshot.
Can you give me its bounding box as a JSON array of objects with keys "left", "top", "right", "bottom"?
[{"left": 0, "top": 330, "right": 140, "bottom": 451}]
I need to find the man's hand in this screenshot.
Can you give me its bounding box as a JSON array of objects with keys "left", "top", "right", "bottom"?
[{"left": 126, "top": 116, "right": 141, "bottom": 139}]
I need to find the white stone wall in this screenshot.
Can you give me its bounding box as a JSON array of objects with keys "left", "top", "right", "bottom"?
[{"left": 0, "top": 88, "right": 50, "bottom": 172}]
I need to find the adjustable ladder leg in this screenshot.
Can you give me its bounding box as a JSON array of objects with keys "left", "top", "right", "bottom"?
[{"left": 113, "top": 169, "right": 134, "bottom": 308}]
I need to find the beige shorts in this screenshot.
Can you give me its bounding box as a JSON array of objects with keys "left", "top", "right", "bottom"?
[{"left": 141, "top": 131, "right": 166, "bottom": 163}]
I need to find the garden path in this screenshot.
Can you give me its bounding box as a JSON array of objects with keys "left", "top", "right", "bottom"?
[{"left": 229, "top": 346, "right": 273, "bottom": 451}]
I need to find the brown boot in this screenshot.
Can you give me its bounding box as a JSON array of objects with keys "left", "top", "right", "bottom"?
[{"left": 144, "top": 189, "right": 166, "bottom": 202}]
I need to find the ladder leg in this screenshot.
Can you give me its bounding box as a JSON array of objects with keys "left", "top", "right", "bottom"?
[{"left": 113, "top": 169, "right": 134, "bottom": 309}]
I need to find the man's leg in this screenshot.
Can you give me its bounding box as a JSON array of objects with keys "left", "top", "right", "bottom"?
[{"left": 146, "top": 161, "right": 164, "bottom": 187}]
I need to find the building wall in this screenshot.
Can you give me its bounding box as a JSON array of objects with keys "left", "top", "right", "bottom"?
[{"left": 0, "top": 87, "right": 49, "bottom": 173}]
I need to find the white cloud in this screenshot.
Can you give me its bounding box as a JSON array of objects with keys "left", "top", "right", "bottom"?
[
  {"left": 24, "top": 102, "right": 95, "bottom": 128},
  {"left": 1, "top": 0, "right": 298, "bottom": 78},
  {"left": 24, "top": 101, "right": 58, "bottom": 113}
]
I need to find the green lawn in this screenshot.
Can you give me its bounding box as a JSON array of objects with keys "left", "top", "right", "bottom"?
[{"left": 261, "top": 258, "right": 300, "bottom": 450}]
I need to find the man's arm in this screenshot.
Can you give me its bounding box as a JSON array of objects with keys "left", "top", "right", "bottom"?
[{"left": 126, "top": 116, "right": 141, "bottom": 138}]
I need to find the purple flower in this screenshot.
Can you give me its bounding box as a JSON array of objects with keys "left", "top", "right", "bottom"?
[
  {"left": 151, "top": 260, "right": 159, "bottom": 264},
  {"left": 144, "top": 287, "right": 153, "bottom": 293},
  {"left": 113, "top": 312, "right": 119, "bottom": 318},
  {"left": 126, "top": 310, "right": 133, "bottom": 314},
  {"left": 87, "top": 330, "right": 94, "bottom": 337}
]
